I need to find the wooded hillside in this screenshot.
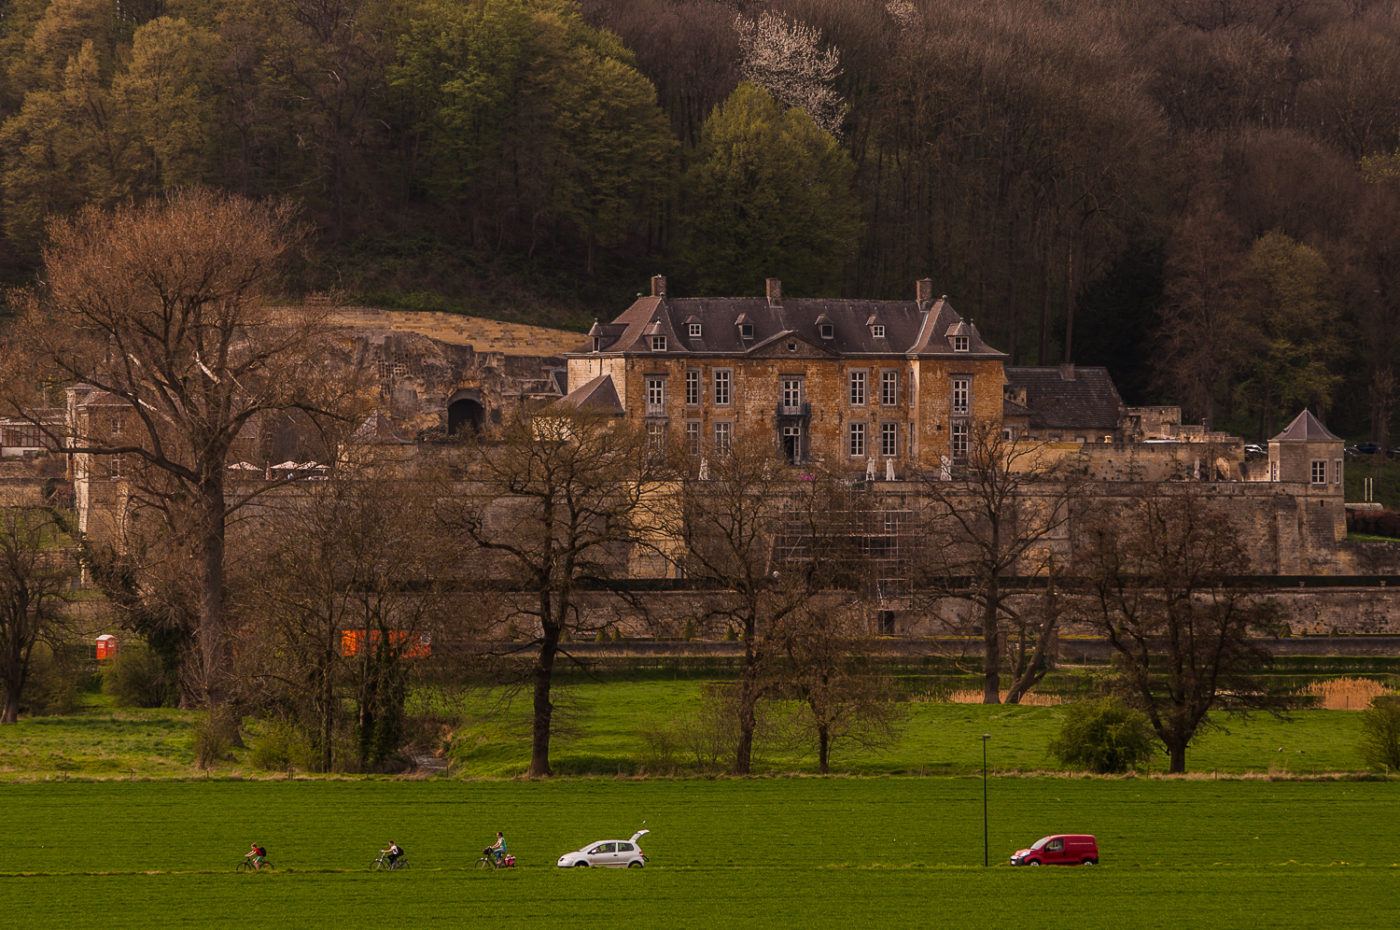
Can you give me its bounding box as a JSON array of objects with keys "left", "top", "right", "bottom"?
[{"left": 1, "top": 0, "right": 1398, "bottom": 440}]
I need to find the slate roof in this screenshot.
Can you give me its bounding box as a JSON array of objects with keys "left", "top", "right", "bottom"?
[
  {"left": 66, "top": 385, "right": 129, "bottom": 407},
  {"left": 573, "top": 293, "right": 1006, "bottom": 359},
  {"left": 1270, "top": 409, "right": 1340, "bottom": 443},
  {"left": 1003, "top": 365, "right": 1123, "bottom": 431},
  {"left": 560, "top": 373, "right": 624, "bottom": 414}
]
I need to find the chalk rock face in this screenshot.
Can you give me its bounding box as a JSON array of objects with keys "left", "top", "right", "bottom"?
[{"left": 332, "top": 324, "right": 568, "bottom": 438}]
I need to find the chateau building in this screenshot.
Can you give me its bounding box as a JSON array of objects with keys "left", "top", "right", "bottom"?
[
  {"left": 49, "top": 294, "right": 1354, "bottom": 578},
  {"left": 564, "top": 276, "right": 1006, "bottom": 474}
]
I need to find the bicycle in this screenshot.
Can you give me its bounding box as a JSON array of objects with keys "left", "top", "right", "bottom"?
[
  {"left": 476, "top": 850, "right": 515, "bottom": 870},
  {"left": 371, "top": 854, "right": 409, "bottom": 871},
  {"left": 236, "top": 859, "right": 272, "bottom": 872}
]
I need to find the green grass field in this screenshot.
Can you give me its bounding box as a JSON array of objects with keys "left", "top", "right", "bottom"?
[
  {"left": 1, "top": 778, "right": 1395, "bottom": 929},
  {"left": 0, "top": 680, "right": 1377, "bottom": 779},
  {"left": 2, "top": 680, "right": 1397, "bottom": 927}
]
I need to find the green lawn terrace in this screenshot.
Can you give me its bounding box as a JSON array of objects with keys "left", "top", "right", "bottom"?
[{"left": 0, "top": 681, "right": 1383, "bottom": 780}]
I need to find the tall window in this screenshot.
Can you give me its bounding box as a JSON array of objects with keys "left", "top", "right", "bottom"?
[
  {"left": 951, "top": 420, "right": 969, "bottom": 461},
  {"left": 646, "top": 420, "right": 666, "bottom": 453},
  {"left": 880, "top": 422, "right": 898, "bottom": 457},
  {"left": 781, "top": 424, "right": 803, "bottom": 464},
  {"left": 881, "top": 370, "right": 898, "bottom": 406},
  {"left": 686, "top": 420, "right": 705, "bottom": 456},
  {"left": 685, "top": 369, "right": 700, "bottom": 406},
  {"left": 714, "top": 369, "right": 732, "bottom": 406},
  {"left": 645, "top": 375, "right": 666, "bottom": 416},
  {"left": 849, "top": 370, "right": 867, "bottom": 406},
  {"left": 951, "top": 377, "right": 970, "bottom": 415},
  {"left": 1311, "top": 460, "right": 1326, "bottom": 484},
  {"left": 781, "top": 376, "right": 804, "bottom": 413},
  {"left": 714, "top": 421, "right": 733, "bottom": 455},
  {"left": 849, "top": 422, "right": 866, "bottom": 457}
]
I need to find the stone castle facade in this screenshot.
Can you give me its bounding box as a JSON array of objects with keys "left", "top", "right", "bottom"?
[
  {"left": 566, "top": 276, "right": 1006, "bottom": 474},
  {"left": 564, "top": 278, "right": 1353, "bottom": 580},
  {"left": 45, "top": 292, "right": 1372, "bottom": 603}
]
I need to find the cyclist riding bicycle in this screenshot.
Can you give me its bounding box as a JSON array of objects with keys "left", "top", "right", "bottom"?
[
  {"left": 382, "top": 841, "right": 404, "bottom": 867},
  {"left": 487, "top": 832, "right": 506, "bottom": 864},
  {"left": 245, "top": 843, "right": 267, "bottom": 870}
]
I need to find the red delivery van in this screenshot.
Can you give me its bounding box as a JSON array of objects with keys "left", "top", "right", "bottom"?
[{"left": 1009, "top": 834, "right": 1098, "bottom": 866}]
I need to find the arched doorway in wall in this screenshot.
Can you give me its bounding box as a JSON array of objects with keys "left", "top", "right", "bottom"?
[{"left": 447, "top": 393, "right": 487, "bottom": 436}]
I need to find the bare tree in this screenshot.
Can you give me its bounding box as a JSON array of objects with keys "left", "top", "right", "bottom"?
[
  {"left": 0, "top": 507, "right": 78, "bottom": 723},
  {"left": 668, "top": 436, "right": 872, "bottom": 774},
  {"left": 6, "top": 189, "right": 346, "bottom": 706},
  {"left": 915, "top": 419, "right": 1080, "bottom": 704},
  {"left": 443, "top": 407, "right": 665, "bottom": 777},
  {"left": 1340, "top": 159, "right": 1400, "bottom": 452},
  {"left": 771, "top": 601, "right": 901, "bottom": 774},
  {"left": 1074, "top": 486, "right": 1278, "bottom": 773},
  {"left": 1152, "top": 186, "right": 1251, "bottom": 429},
  {"left": 231, "top": 447, "right": 456, "bottom": 772}
]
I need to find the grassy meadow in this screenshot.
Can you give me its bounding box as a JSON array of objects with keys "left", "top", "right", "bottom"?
[
  {"left": 1, "top": 778, "right": 1396, "bottom": 929},
  {"left": 1, "top": 679, "right": 1375, "bottom": 780},
  {"left": 1, "top": 678, "right": 1395, "bottom": 928}
]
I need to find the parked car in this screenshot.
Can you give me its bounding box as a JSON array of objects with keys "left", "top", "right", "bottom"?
[
  {"left": 1009, "top": 834, "right": 1098, "bottom": 866},
  {"left": 557, "top": 829, "right": 650, "bottom": 868},
  {"left": 1348, "top": 441, "right": 1382, "bottom": 456},
  {"left": 1243, "top": 443, "right": 1266, "bottom": 456}
]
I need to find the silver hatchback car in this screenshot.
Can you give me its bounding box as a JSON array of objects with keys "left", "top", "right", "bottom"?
[{"left": 557, "top": 829, "right": 650, "bottom": 868}]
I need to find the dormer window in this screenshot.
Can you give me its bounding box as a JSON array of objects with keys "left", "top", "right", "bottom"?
[
  {"left": 740, "top": 323, "right": 754, "bottom": 339},
  {"left": 592, "top": 337, "right": 602, "bottom": 352},
  {"left": 651, "top": 335, "right": 667, "bottom": 351},
  {"left": 820, "top": 323, "right": 834, "bottom": 339},
  {"left": 872, "top": 324, "right": 885, "bottom": 338},
  {"left": 688, "top": 322, "right": 702, "bottom": 338},
  {"left": 953, "top": 335, "right": 969, "bottom": 352}
]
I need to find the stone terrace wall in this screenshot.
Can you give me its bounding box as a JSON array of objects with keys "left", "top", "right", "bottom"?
[
  {"left": 1063, "top": 479, "right": 1347, "bottom": 575},
  {"left": 471, "top": 583, "right": 1400, "bottom": 643}
]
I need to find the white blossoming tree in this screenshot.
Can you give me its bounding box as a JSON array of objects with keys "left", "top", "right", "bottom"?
[{"left": 733, "top": 11, "right": 846, "bottom": 137}]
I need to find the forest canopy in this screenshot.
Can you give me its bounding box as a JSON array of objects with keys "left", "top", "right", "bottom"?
[{"left": 0, "top": 0, "right": 1398, "bottom": 441}]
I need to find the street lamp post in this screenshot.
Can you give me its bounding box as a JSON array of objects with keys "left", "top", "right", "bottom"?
[{"left": 981, "top": 734, "right": 990, "bottom": 867}]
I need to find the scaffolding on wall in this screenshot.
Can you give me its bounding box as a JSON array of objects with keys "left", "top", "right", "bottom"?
[{"left": 767, "top": 479, "right": 926, "bottom": 635}]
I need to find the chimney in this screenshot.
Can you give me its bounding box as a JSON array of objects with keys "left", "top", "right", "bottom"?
[
  {"left": 916, "top": 278, "right": 934, "bottom": 305},
  {"left": 766, "top": 277, "right": 782, "bottom": 305},
  {"left": 651, "top": 274, "right": 666, "bottom": 298}
]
